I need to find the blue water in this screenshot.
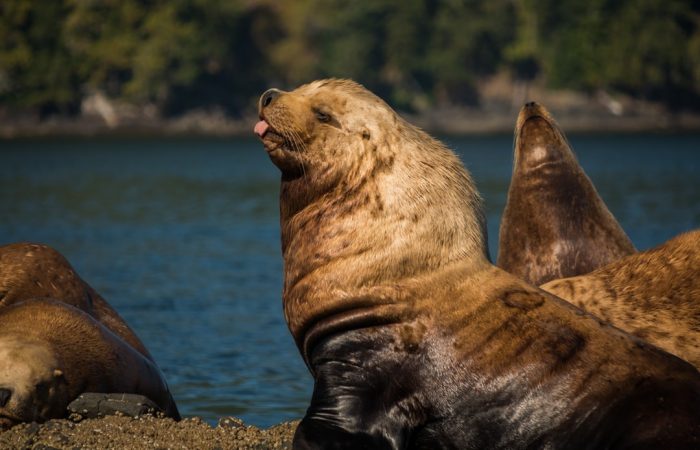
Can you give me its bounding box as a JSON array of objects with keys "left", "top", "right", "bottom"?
[{"left": 0, "top": 134, "right": 698, "bottom": 427}]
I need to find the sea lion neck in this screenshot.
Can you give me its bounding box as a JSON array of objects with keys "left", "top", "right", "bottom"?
[{"left": 278, "top": 123, "right": 491, "bottom": 351}]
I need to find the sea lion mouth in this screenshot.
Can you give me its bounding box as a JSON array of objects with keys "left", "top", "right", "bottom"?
[
  {"left": 254, "top": 119, "right": 292, "bottom": 153},
  {"left": 520, "top": 114, "right": 549, "bottom": 131},
  {"left": 0, "top": 412, "right": 22, "bottom": 430}
]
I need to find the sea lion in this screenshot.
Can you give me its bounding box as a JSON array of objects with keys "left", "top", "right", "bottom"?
[
  {"left": 541, "top": 229, "right": 700, "bottom": 368},
  {"left": 497, "top": 102, "right": 635, "bottom": 286},
  {"left": 0, "top": 299, "right": 179, "bottom": 429},
  {"left": 255, "top": 79, "right": 700, "bottom": 449},
  {"left": 0, "top": 242, "right": 151, "bottom": 359}
]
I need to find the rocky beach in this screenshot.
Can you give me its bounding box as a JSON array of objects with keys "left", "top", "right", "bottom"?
[{"left": 0, "top": 415, "right": 298, "bottom": 450}]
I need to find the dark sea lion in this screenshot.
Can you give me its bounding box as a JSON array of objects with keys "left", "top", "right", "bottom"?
[
  {"left": 0, "top": 299, "right": 179, "bottom": 429},
  {"left": 0, "top": 242, "right": 151, "bottom": 359},
  {"left": 255, "top": 79, "right": 700, "bottom": 449},
  {"left": 542, "top": 229, "right": 700, "bottom": 368},
  {"left": 497, "top": 102, "right": 635, "bottom": 286}
]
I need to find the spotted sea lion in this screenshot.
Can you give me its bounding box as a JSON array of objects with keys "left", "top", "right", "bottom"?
[
  {"left": 0, "top": 242, "right": 151, "bottom": 359},
  {"left": 497, "top": 102, "right": 635, "bottom": 286},
  {"left": 541, "top": 229, "right": 700, "bottom": 368},
  {"left": 255, "top": 79, "right": 700, "bottom": 449},
  {"left": 0, "top": 299, "right": 179, "bottom": 429}
]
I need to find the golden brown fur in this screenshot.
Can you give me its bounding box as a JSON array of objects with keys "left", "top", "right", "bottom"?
[
  {"left": 498, "top": 102, "right": 635, "bottom": 286},
  {"left": 0, "top": 299, "right": 179, "bottom": 429},
  {"left": 257, "top": 80, "right": 700, "bottom": 449},
  {"left": 258, "top": 79, "right": 488, "bottom": 347},
  {"left": 0, "top": 242, "right": 151, "bottom": 359},
  {"left": 542, "top": 230, "right": 700, "bottom": 368}
]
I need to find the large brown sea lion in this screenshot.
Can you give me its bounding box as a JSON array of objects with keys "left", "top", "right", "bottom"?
[
  {"left": 255, "top": 79, "right": 700, "bottom": 449},
  {"left": 0, "top": 242, "right": 151, "bottom": 359},
  {"left": 542, "top": 229, "right": 700, "bottom": 368},
  {"left": 497, "top": 102, "right": 635, "bottom": 286},
  {"left": 0, "top": 299, "right": 179, "bottom": 429}
]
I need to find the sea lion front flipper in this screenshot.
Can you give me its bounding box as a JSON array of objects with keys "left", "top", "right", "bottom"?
[{"left": 294, "top": 329, "right": 425, "bottom": 450}]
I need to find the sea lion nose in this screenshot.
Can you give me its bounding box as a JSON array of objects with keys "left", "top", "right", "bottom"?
[
  {"left": 524, "top": 101, "right": 537, "bottom": 108},
  {"left": 0, "top": 388, "right": 11, "bottom": 407},
  {"left": 260, "top": 89, "right": 282, "bottom": 110}
]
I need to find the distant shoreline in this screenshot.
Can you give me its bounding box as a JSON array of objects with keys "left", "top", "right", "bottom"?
[
  {"left": 2, "top": 112, "right": 700, "bottom": 140},
  {"left": 3, "top": 90, "right": 700, "bottom": 140}
]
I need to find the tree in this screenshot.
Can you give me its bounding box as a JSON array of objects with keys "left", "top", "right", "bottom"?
[{"left": 0, "top": 1, "right": 79, "bottom": 116}]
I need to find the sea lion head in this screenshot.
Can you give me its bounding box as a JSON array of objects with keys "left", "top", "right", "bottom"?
[
  {"left": 0, "top": 336, "right": 69, "bottom": 429},
  {"left": 255, "top": 79, "right": 487, "bottom": 245},
  {"left": 254, "top": 79, "right": 403, "bottom": 188},
  {"left": 255, "top": 79, "right": 490, "bottom": 355},
  {"left": 513, "top": 102, "right": 577, "bottom": 173},
  {"left": 498, "top": 101, "right": 636, "bottom": 286}
]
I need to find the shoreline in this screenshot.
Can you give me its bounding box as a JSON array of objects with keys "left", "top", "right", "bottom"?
[
  {"left": 2, "top": 107, "right": 700, "bottom": 140},
  {"left": 4, "top": 77, "right": 700, "bottom": 139}
]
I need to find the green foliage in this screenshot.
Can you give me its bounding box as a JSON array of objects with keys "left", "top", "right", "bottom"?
[
  {"left": 0, "top": 0, "right": 698, "bottom": 116},
  {"left": 0, "top": 0, "right": 79, "bottom": 115}
]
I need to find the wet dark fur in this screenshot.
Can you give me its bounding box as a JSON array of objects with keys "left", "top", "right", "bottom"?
[
  {"left": 543, "top": 230, "right": 700, "bottom": 368},
  {"left": 498, "top": 103, "right": 635, "bottom": 286},
  {"left": 257, "top": 80, "right": 700, "bottom": 449}
]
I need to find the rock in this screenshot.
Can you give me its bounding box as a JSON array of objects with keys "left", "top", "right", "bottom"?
[
  {"left": 217, "top": 417, "right": 244, "bottom": 429},
  {"left": 67, "top": 393, "right": 162, "bottom": 420}
]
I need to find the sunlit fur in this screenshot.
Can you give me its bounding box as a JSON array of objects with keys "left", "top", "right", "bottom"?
[
  {"left": 258, "top": 79, "right": 700, "bottom": 449},
  {"left": 0, "top": 242, "right": 153, "bottom": 359},
  {"left": 542, "top": 229, "right": 700, "bottom": 368},
  {"left": 259, "top": 79, "right": 489, "bottom": 349},
  {"left": 498, "top": 102, "right": 635, "bottom": 286}
]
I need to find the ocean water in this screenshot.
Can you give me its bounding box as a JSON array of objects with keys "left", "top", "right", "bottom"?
[{"left": 0, "top": 133, "right": 698, "bottom": 427}]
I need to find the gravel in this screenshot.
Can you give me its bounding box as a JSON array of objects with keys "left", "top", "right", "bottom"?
[{"left": 0, "top": 415, "right": 298, "bottom": 450}]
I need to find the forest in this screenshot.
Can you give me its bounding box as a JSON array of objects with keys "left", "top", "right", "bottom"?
[{"left": 1, "top": 0, "right": 699, "bottom": 119}]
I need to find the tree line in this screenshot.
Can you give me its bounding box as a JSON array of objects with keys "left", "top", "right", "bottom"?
[{"left": 1, "top": 0, "right": 698, "bottom": 119}]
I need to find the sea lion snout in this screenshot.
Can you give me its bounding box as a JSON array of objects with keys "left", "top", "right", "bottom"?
[
  {"left": 518, "top": 102, "right": 551, "bottom": 134},
  {"left": 514, "top": 103, "right": 571, "bottom": 173},
  {"left": 521, "top": 101, "right": 545, "bottom": 114},
  {"left": 259, "top": 88, "right": 283, "bottom": 111}
]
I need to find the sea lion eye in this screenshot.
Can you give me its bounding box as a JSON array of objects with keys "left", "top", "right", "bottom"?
[{"left": 313, "top": 108, "right": 332, "bottom": 123}]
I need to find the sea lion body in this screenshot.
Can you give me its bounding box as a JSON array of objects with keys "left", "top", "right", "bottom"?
[
  {"left": 0, "top": 242, "right": 151, "bottom": 359},
  {"left": 0, "top": 299, "right": 179, "bottom": 428},
  {"left": 542, "top": 230, "right": 700, "bottom": 368},
  {"left": 497, "top": 102, "right": 635, "bottom": 286},
  {"left": 256, "top": 80, "right": 700, "bottom": 449}
]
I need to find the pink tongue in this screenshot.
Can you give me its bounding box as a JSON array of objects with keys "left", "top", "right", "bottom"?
[{"left": 254, "top": 120, "right": 269, "bottom": 137}]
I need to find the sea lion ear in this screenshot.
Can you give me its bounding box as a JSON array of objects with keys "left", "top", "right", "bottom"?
[
  {"left": 361, "top": 129, "right": 371, "bottom": 140},
  {"left": 53, "top": 369, "right": 63, "bottom": 378}
]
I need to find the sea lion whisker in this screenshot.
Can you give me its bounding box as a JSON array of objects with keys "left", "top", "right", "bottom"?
[{"left": 283, "top": 123, "right": 309, "bottom": 177}]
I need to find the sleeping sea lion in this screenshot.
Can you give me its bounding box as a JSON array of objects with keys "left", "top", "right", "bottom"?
[
  {"left": 0, "top": 299, "right": 179, "bottom": 429},
  {"left": 0, "top": 242, "right": 151, "bottom": 359},
  {"left": 497, "top": 102, "right": 635, "bottom": 286},
  {"left": 255, "top": 79, "right": 700, "bottom": 449},
  {"left": 542, "top": 229, "right": 700, "bottom": 368}
]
